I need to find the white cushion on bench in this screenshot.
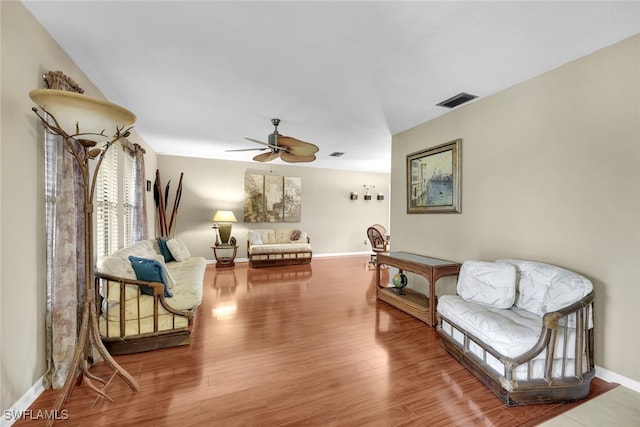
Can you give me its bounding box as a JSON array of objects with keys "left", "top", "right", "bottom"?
[
  {"left": 457, "top": 261, "right": 516, "bottom": 309},
  {"left": 438, "top": 295, "right": 583, "bottom": 359},
  {"left": 438, "top": 295, "right": 542, "bottom": 358},
  {"left": 249, "top": 243, "right": 312, "bottom": 255},
  {"left": 496, "top": 259, "right": 593, "bottom": 316}
]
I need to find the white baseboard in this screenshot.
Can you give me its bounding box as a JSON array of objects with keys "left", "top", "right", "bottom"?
[
  {"left": 2, "top": 376, "right": 45, "bottom": 427},
  {"left": 596, "top": 365, "right": 640, "bottom": 393},
  {"left": 314, "top": 251, "right": 371, "bottom": 258}
]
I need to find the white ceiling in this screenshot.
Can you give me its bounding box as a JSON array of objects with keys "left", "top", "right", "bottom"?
[{"left": 22, "top": 1, "right": 640, "bottom": 173}]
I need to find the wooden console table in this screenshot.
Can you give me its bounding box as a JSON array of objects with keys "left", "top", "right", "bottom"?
[{"left": 376, "top": 252, "right": 460, "bottom": 326}]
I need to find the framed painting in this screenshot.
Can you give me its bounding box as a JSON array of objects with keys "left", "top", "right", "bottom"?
[{"left": 406, "top": 139, "right": 461, "bottom": 213}]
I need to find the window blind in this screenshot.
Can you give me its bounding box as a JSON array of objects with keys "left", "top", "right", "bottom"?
[{"left": 96, "top": 143, "right": 119, "bottom": 257}]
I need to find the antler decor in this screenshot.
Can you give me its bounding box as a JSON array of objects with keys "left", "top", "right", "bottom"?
[{"left": 29, "top": 89, "right": 139, "bottom": 426}]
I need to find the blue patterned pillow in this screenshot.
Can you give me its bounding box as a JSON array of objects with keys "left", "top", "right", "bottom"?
[
  {"left": 128, "top": 256, "right": 173, "bottom": 298},
  {"left": 157, "top": 237, "right": 175, "bottom": 262}
]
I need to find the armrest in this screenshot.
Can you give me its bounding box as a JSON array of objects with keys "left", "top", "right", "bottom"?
[
  {"left": 95, "top": 271, "right": 163, "bottom": 290},
  {"left": 507, "top": 291, "right": 594, "bottom": 366},
  {"left": 94, "top": 272, "right": 194, "bottom": 320}
]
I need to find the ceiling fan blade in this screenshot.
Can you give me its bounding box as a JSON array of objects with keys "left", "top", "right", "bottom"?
[
  {"left": 253, "top": 152, "right": 281, "bottom": 162},
  {"left": 245, "top": 137, "right": 281, "bottom": 151},
  {"left": 278, "top": 136, "right": 319, "bottom": 157},
  {"left": 226, "top": 147, "right": 268, "bottom": 152},
  {"left": 280, "top": 152, "right": 317, "bottom": 163}
]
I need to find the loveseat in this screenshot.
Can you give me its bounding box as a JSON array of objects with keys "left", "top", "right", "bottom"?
[
  {"left": 247, "top": 228, "right": 312, "bottom": 268},
  {"left": 437, "top": 259, "right": 595, "bottom": 406},
  {"left": 95, "top": 238, "right": 206, "bottom": 354}
]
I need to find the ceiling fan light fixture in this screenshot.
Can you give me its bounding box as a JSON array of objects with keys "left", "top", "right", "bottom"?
[
  {"left": 437, "top": 92, "right": 478, "bottom": 109},
  {"left": 244, "top": 119, "right": 319, "bottom": 164}
]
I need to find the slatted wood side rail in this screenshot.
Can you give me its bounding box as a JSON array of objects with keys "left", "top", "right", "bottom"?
[{"left": 94, "top": 272, "right": 195, "bottom": 354}]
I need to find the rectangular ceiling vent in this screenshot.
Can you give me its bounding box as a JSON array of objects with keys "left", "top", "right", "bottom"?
[
  {"left": 329, "top": 152, "right": 345, "bottom": 157},
  {"left": 437, "top": 92, "right": 478, "bottom": 109}
]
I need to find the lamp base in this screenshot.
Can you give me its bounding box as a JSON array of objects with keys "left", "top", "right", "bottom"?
[{"left": 218, "top": 223, "right": 232, "bottom": 244}]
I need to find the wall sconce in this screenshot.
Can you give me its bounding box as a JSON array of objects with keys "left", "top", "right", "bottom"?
[
  {"left": 377, "top": 193, "right": 384, "bottom": 201},
  {"left": 363, "top": 185, "right": 375, "bottom": 201},
  {"left": 350, "top": 192, "right": 358, "bottom": 200}
]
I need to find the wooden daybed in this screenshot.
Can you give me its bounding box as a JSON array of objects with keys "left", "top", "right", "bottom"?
[
  {"left": 437, "top": 259, "right": 595, "bottom": 406},
  {"left": 95, "top": 238, "right": 206, "bottom": 354},
  {"left": 247, "top": 228, "right": 312, "bottom": 268}
]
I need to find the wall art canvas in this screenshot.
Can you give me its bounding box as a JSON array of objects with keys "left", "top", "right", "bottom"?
[
  {"left": 244, "top": 173, "right": 302, "bottom": 223},
  {"left": 283, "top": 176, "right": 302, "bottom": 222},
  {"left": 407, "top": 139, "right": 461, "bottom": 213},
  {"left": 244, "top": 174, "right": 265, "bottom": 222},
  {"left": 265, "top": 174, "right": 284, "bottom": 222}
]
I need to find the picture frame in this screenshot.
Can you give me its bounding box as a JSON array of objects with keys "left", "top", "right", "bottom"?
[{"left": 406, "top": 139, "right": 461, "bottom": 213}]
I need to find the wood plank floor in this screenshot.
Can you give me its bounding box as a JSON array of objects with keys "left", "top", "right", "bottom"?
[{"left": 17, "top": 255, "right": 616, "bottom": 426}]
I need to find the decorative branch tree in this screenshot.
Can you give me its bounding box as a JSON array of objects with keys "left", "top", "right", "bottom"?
[
  {"left": 154, "top": 170, "right": 184, "bottom": 237},
  {"left": 30, "top": 89, "right": 139, "bottom": 426}
]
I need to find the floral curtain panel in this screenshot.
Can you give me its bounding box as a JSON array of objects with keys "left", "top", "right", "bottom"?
[
  {"left": 129, "top": 142, "right": 148, "bottom": 243},
  {"left": 43, "top": 71, "right": 87, "bottom": 389}
]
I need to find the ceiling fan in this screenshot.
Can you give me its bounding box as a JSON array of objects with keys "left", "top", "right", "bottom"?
[{"left": 227, "top": 118, "right": 319, "bottom": 163}]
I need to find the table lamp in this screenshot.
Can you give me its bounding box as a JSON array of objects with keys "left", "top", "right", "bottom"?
[{"left": 212, "top": 210, "right": 237, "bottom": 245}]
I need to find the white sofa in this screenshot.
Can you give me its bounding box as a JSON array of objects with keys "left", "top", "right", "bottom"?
[
  {"left": 95, "top": 238, "right": 206, "bottom": 354},
  {"left": 247, "top": 228, "right": 312, "bottom": 268},
  {"left": 437, "top": 259, "right": 595, "bottom": 406}
]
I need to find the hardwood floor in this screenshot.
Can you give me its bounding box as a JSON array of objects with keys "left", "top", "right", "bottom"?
[{"left": 18, "top": 256, "right": 616, "bottom": 426}]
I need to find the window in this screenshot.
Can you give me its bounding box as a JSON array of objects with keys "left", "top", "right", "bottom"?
[{"left": 95, "top": 142, "right": 135, "bottom": 257}]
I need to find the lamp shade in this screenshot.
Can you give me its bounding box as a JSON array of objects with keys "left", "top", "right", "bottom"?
[
  {"left": 212, "top": 210, "right": 237, "bottom": 223},
  {"left": 29, "top": 89, "right": 136, "bottom": 140}
]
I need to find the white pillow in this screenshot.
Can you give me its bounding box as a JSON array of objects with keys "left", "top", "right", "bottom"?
[
  {"left": 457, "top": 261, "right": 517, "bottom": 309},
  {"left": 166, "top": 238, "right": 191, "bottom": 262},
  {"left": 96, "top": 256, "right": 136, "bottom": 279},
  {"left": 248, "top": 230, "right": 263, "bottom": 245}
]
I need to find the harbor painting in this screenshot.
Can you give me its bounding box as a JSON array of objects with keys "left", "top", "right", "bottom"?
[{"left": 407, "top": 139, "right": 461, "bottom": 213}]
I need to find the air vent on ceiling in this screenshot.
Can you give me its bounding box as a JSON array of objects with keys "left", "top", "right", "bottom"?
[
  {"left": 437, "top": 92, "right": 478, "bottom": 109},
  {"left": 329, "top": 152, "right": 345, "bottom": 157}
]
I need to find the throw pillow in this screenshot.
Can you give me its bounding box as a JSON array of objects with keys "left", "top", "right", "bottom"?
[
  {"left": 128, "top": 256, "right": 173, "bottom": 298},
  {"left": 151, "top": 254, "right": 176, "bottom": 289},
  {"left": 166, "top": 238, "right": 191, "bottom": 262},
  {"left": 290, "top": 229, "right": 302, "bottom": 241},
  {"left": 157, "top": 237, "right": 175, "bottom": 262},
  {"left": 457, "top": 261, "right": 516, "bottom": 309},
  {"left": 248, "top": 230, "right": 263, "bottom": 246}
]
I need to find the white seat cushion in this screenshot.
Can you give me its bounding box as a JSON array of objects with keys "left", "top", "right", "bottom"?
[
  {"left": 249, "top": 243, "right": 311, "bottom": 255},
  {"left": 438, "top": 295, "right": 543, "bottom": 358}
]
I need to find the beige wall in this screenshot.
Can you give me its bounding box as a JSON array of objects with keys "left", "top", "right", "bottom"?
[
  {"left": 157, "top": 155, "right": 390, "bottom": 260},
  {"left": 391, "top": 34, "right": 640, "bottom": 383},
  {"left": 0, "top": 2, "right": 156, "bottom": 413}
]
